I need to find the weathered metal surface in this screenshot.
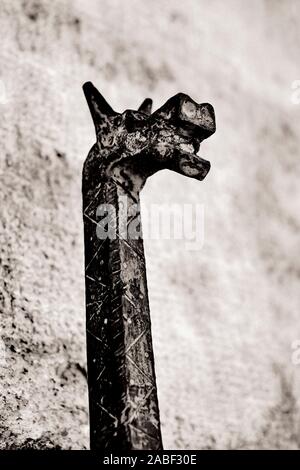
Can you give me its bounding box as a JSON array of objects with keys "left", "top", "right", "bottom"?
[{"left": 82, "top": 82, "right": 216, "bottom": 450}]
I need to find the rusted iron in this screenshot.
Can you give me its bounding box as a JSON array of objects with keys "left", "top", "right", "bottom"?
[{"left": 82, "top": 82, "right": 216, "bottom": 450}]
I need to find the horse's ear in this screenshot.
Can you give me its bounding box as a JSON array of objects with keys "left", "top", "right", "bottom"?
[
  {"left": 138, "top": 98, "right": 152, "bottom": 115},
  {"left": 83, "top": 82, "right": 117, "bottom": 131}
]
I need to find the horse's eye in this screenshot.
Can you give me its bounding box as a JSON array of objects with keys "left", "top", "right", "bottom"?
[{"left": 114, "top": 115, "right": 123, "bottom": 127}]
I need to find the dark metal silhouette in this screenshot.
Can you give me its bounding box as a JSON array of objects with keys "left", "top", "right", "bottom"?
[{"left": 82, "top": 81, "right": 216, "bottom": 450}]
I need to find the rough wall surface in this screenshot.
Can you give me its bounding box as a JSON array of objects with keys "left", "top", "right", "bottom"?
[{"left": 0, "top": 0, "right": 299, "bottom": 449}]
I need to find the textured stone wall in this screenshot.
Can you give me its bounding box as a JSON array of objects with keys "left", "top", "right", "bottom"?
[{"left": 0, "top": 0, "right": 300, "bottom": 449}]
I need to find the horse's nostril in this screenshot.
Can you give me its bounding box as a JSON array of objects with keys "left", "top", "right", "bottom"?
[
  {"left": 197, "top": 103, "right": 216, "bottom": 137},
  {"left": 200, "top": 103, "right": 215, "bottom": 124}
]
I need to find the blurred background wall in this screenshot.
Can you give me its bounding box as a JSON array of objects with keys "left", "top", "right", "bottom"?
[{"left": 0, "top": 0, "right": 299, "bottom": 449}]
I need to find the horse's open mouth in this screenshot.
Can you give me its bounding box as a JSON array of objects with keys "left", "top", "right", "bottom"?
[{"left": 174, "top": 137, "right": 211, "bottom": 181}]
